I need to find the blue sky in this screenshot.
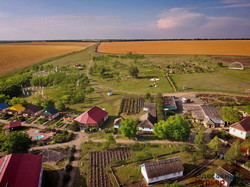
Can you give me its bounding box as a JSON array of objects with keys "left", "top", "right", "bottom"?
[{"left": 0, "top": 0, "right": 250, "bottom": 40}]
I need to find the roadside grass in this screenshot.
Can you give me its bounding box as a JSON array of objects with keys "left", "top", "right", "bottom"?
[{"left": 172, "top": 67, "right": 250, "bottom": 94}]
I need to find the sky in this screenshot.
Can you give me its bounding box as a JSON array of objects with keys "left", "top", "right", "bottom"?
[{"left": 0, "top": 0, "right": 250, "bottom": 40}]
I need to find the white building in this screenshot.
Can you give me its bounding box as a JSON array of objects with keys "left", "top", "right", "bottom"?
[
  {"left": 141, "top": 157, "right": 184, "bottom": 184},
  {"left": 229, "top": 115, "right": 250, "bottom": 139},
  {"left": 214, "top": 166, "right": 234, "bottom": 186}
]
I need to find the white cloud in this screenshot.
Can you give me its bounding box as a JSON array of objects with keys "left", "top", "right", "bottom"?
[
  {"left": 156, "top": 8, "right": 250, "bottom": 38},
  {"left": 157, "top": 8, "right": 208, "bottom": 30}
]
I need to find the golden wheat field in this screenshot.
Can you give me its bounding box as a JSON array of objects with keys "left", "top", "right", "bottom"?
[
  {"left": 0, "top": 42, "right": 94, "bottom": 75},
  {"left": 98, "top": 40, "right": 250, "bottom": 56}
]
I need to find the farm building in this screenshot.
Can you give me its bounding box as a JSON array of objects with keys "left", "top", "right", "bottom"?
[
  {"left": 41, "top": 107, "right": 59, "bottom": 119},
  {"left": 138, "top": 103, "right": 156, "bottom": 132},
  {"left": 229, "top": 115, "right": 250, "bottom": 139},
  {"left": 5, "top": 104, "right": 25, "bottom": 115},
  {"left": 0, "top": 103, "right": 10, "bottom": 113},
  {"left": 214, "top": 166, "right": 234, "bottom": 186},
  {"left": 141, "top": 157, "right": 184, "bottom": 184},
  {"left": 3, "top": 121, "right": 22, "bottom": 131},
  {"left": 0, "top": 153, "right": 43, "bottom": 187},
  {"left": 22, "top": 104, "right": 42, "bottom": 117},
  {"left": 113, "top": 117, "right": 124, "bottom": 129},
  {"left": 164, "top": 96, "right": 177, "bottom": 111},
  {"left": 74, "top": 106, "right": 108, "bottom": 130},
  {"left": 183, "top": 104, "right": 225, "bottom": 128}
]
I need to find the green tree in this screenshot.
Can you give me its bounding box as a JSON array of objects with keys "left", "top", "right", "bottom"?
[
  {"left": 208, "top": 136, "right": 221, "bottom": 153},
  {"left": 128, "top": 66, "right": 139, "bottom": 78},
  {"left": 191, "top": 152, "right": 198, "bottom": 165},
  {"left": 43, "top": 99, "right": 55, "bottom": 108},
  {"left": 56, "top": 101, "right": 66, "bottom": 111},
  {"left": 153, "top": 114, "right": 190, "bottom": 140},
  {"left": 120, "top": 118, "right": 137, "bottom": 139},
  {"left": 220, "top": 106, "right": 241, "bottom": 124},
  {"left": 8, "top": 97, "right": 28, "bottom": 106},
  {"left": 155, "top": 93, "right": 164, "bottom": 121},
  {"left": 224, "top": 139, "right": 242, "bottom": 163},
  {"left": 246, "top": 105, "right": 250, "bottom": 114},
  {"left": 194, "top": 129, "right": 207, "bottom": 158},
  {"left": 1, "top": 131, "right": 32, "bottom": 154},
  {"left": 0, "top": 94, "right": 10, "bottom": 103}
]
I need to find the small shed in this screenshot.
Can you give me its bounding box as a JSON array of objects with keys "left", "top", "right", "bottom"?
[
  {"left": 3, "top": 121, "right": 22, "bottom": 131},
  {"left": 5, "top": 104, "right": 25, "bottom": 115},
  {"left": 41, "top": 107, "right": 59, "bottom": 119},
  {"left": 23, "top": 104, "right": 42, "bottom": 117},
  {"left": 141, "top": 157, "right": 184, "bottom": 184},
  {"left": 164, "top": 96, "right": 177, "bottom": 111},
  {"left": 214, "top": 166, "right": 234, "bottom": 186},
  {"left": 229, "top": 62, "right": 244, "bottom": 70}
]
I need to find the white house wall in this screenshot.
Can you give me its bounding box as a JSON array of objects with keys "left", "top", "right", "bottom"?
[
  {"left": 139, "top": 127, "right": 154, "bottom": 132},
  {"left": 229, "top": 127, "right": 247, "bottom": 139},
  {"left": 141, "top": 164, "right": 183, "bottom": 184}
]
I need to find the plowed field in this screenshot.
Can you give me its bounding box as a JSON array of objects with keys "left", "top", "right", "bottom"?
[
  {"left": 0, "top": 42, "right": 94, "bottom": 75},
  {"left": 98, "top": 40, "right": 250, "bottom": 56}
]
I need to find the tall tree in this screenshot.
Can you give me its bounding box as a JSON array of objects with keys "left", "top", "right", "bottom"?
[
  {"left": 194, "top": 129, "right": 207, "bottom": 158},
  {"left": 0, "top": 94, "right": 10, "bottom": 103},
  {"left": 8, "top": 97, "right": 28, "bottom": 106},
  {"left": 128, "top": 66, "right": 139, "bottom": 78},
  {"left": 224, "top": 139, "right": 242, "bottom": 163},
  {"left": 153, "top": 114, "right": 190, "bottom": 140},
  {"left": 43, "top": 99, "right": 55, "bottom": 108},
  {"left": 120, "top": 118, "right": 137, "bottom": 139},
  {"left": 155, "top": 93, "right": 165, "bottom": 121},
  {"left": 1, "top": 132, "right": 32, "bottom": 154},
  {"left": 220, "top": 106, "right": 241, "bottom": 124},
  {"left": 208, "top": 136, "right": 221, "bottom": 153}
]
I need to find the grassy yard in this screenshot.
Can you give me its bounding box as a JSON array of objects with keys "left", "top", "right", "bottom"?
[{"left": 172, "top": 67, "right": 250, "bottom": 94}]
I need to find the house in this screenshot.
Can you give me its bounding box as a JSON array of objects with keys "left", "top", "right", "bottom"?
[
  {"left": 0, "top": 103, "right": 10, "bottom": 113},
  {"left": 139, "top": 103, "right": 157, "bottom": 132},
  {"left": 3, "top": 121, "right": 22, "bottom": 131},
  {"left": 74, "top": 106, "right": 108, "bottom": 130},
  {"left": 113, "top": 117, "right": 124, "bottom": 129},
  {"left": 0, "top": 153, "right": 43, "bottom": 187},
  {"left": 23, "top": 104, "right": 43, "bottom": 117},
  {"left": 229, "top": 115, "right": 250, "bottom": 139},
  {"left": 5, "top": 104, "right": 25, "bottom": 115},
  {"left": 143, "top": 103, "right": 156, "bottom": 112},
  {"left": 41, "top": 107, "right": 59, "bottom": 119},
  {"left": 183, "top": 104, "right": 225, "bottom": 128},
  {"left": 141, "top": 157, "right": 184, "bottom": 184},
  {"left": 214, "top": 166, "right": 234, "bottom": 186},
  {"left": 164, "top": 96, "right": 177, "bottom": 111}
]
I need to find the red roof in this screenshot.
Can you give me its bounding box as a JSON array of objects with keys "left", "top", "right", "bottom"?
[
  {"left": 0, "top": 153, "right": 42, "bottom": 187},
  {"left": 75, "top": 106, "right": 108, "bottom": 124},
  {"left": 230, "top": 115, "right": 250, "bottom": 132},
  {"left": 3, "top": 121, "right": 22, "bottom": 129}
]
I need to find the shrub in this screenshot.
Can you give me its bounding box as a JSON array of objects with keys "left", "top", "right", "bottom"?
[
  {"left": 71, "top": 145, "right": 76, "bottom": 153},
  {"left": 65, "top": 164, "right": 73, "bottom": 172},
  {"left": 69, "top": 154, "right": 75, "bottom": 162}
]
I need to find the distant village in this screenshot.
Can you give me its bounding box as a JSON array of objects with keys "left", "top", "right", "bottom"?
[{"left": 0, "top": 90, "right": 250, "bottom": 187}]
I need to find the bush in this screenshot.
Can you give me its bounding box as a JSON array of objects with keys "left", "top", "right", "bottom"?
[
  {"left": 65, "top": 164, "right": 73, "bottom": 172},
  {"left": 71, "top": 145, "right": 76, "bottom": 153},
  {"left": 63, "top": 173, "right": 71, "bottom": 183},
  {"left": 69, "top": 154, "right": 75, "bottom": 162}
]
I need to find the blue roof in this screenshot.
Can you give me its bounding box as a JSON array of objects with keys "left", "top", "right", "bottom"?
[
  {"left": 0, "top": 103, "right": 10, "bottom": 109},
  {"left": 43, "top": 107, "right": 59, "bottom": 115}
]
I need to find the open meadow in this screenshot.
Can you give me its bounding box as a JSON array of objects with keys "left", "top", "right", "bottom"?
[
  {"left": 98, "top": 40, "right": 250, "bottom": 56},
  {"left": 0, "top": 42, "right": 94, "bottom": 75}
]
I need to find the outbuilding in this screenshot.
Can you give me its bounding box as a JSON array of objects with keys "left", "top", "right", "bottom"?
[
  {"left": 229, "top": 115, "right": 250, "bottom": 139},
  {"left": 141, "top": 157, "right": 184, "bottom": 184}
]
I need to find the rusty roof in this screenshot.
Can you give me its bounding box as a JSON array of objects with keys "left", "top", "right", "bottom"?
[
  {"left": 214, "top": 166, "right": 234, "bottom": 183},
  {"left": 200, "top": 105, "right": 223, "bottom": 121},
  {"left": 143, "top": 157, "right": 184, "bottom": 179},
  {"left": 230, "top": 115, "right": 250, "bottom": 132}
]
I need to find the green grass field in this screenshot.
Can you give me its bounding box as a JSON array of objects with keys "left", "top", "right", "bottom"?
[{"left": 172, "top": 67, "right": 250, "bottom": 94}]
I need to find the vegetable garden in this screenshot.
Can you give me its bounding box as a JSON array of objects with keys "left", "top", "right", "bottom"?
[
  {"left": 118, "top": 97, "right": 144, "bottom": 115},
  {"left": 89, "top": 148, "right": 130, "bottom": 187}
]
